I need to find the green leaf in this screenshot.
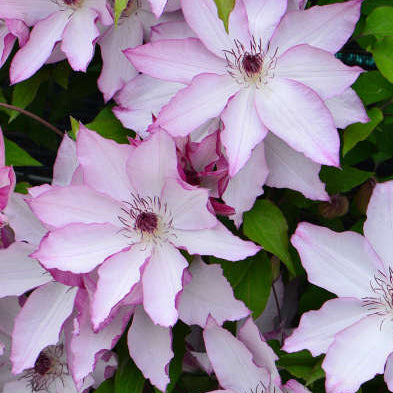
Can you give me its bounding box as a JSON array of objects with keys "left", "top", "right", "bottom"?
[
  {"left": 319, "top": 165, "right": 374, "bottom": 194},
  {"left": 52, "top": 62, "right": 70, "bottom": 89},
  {"left": 86, "top": 107, "right": 131, "bottom": 143},
  {"left": 352, "top": 71, "right": 393, "bottom": 105},
  {"left": 362, "top": 0, "right": 393, "bottom": 15},
  {"left": 14, "top": 182, "right": 30, "bottom": 194},
  {"left": 4, "top": 138, "right": 42, "bottom": 167},
  {"left": 114, "top": 355, "right": 145, "bottom": 393},
  {"left": 371, "top": 36, "right": 393, "bottom": 83},
  {"left": 364, "top": 6, "right": 393, "bottom": 37},
  {"left": 342, "top": 107, "right": 383, "bottom": 155},
  {"left": 243, "top": 200, "right": 295, "bottom": 276},
  {"left": 214, "top": 0, "right": 235, "bottom": 31},
  {"left": 115, "top": 0, "right": 128, "bottom": 25},
  {"left": 10, "top": 69, "right": 48, "bottom": 122},
  {"left": 69, "top": 116, "right": 80, "bottom": 140},
  {"left": 95, "top": 379, "right": 115, "bottom": 393}
]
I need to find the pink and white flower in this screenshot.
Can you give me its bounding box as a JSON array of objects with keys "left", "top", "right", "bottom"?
[
  {"left": 284, "top": 180, "right": 393, "bottom": 392},
  {"left": 0, "top": 19, "right": 28, "bottom": 68}
]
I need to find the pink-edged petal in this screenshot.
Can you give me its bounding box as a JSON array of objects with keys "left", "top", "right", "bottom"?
[
  {"left": 254, "top": 78, "right": 339, "bottom": 167},
  {"left": 0, "top": 1, "right": 59, "bottom": 26},
  {"left": 125, "top": 38, "right": 225, "bottom": 85},
  {"left": 283, "top": 298, "right": 367, "bottom": 357},
  {"left": 0, "top": 297, "right": 21, "bottom": 340},
  {"left": 29, "top": 185, "right": 123, "bottom": 228},
  {"left": 173, "top": 221, "right": 260, "bottom": 261},
  {"left": 69, "top": 290, "right": 132, "bottom": 388},
  {"left": 98, "top": 15, "right": 142, "bottom": 102},
  {"left": 77, "top": 125, "right": 134, "bottom": 201},
  {"left": 0, "top": 242, "right": 52, "bottom": 297},
  {"left": 52, "top": 133, "right": 78, "bottom": 187},
  {"left": 32, "top": 223, "right": 129, "bottom": 273},
  {"left": 83, "top": 0, "right": 113, "bottom": 26},
  {"left": 0, "top": 126, "right": 5, "bottom": 166},
  {"left": 161, "top": 178, "right": 217, "bottom": 230},
  {"left": 291, "top": 222, "right": 383, "bottom": 298},
  {"left": 128, "top": 306, "right": 173, "bottom": 391},
  {"left": 10, "top": 10, "right": 72, "bottom": 84},
  {"left": 150, "top": 21, "right": 196, "bottom": 41},
  {"left": 364, "top": 181, "right": 393, "bottom": 269},
  {"left": 142, "top": 243, "right": 188, "bottom": 326},
  {"left": 323, "top": 316, "right": 393, "bottom": 393},
  {"left": 4, "top": 193, "right": 46, "bottom": 244},
  {"left": 275, "top": 44, "right": 363, "bottom": 100},
  {"left": 114, "top": 75, "right": 184, "bottom": 136},
  {"left": 0, "top": 24, "right": 15, "bottom": 68},
  {"left": 147, "top": 0, "right": 167, "bottom": 17},
  {"left": 0, "top": 167, "right": 15, "bottom": 210},
  {"left": 385, "top": 353, "right": 393, "bottom": 392},
  {"left": 203, "top": 318, "right": 269, "bottom": 393},
  {"left": 264, "top": 133, "right": 329, "bottom": 201},
  {"left": 222, "top": 142, "right": 268, "bottom": 227},
  {"left": 227, "top": 0, "right": 251, "bottom": 49},
  {"left": 222, "top": 88, "right": 268, "bottom": 176},
  {"left": 282, "top": 380, "right": 311, "bottom": 393},
  {"left": 244, "top": 0, "right": 286, "bottom": 51},
  {"left": 270, "top": 0, "right": 362, "bottom": 56},
  {"left": 6, "top": 18, "right": 30, "bottom": 46},
  {"left": 325, "top": 88, "right": 369, "bottom": 129},
  {"left": 157, "top": 73, "right": 239, "bottom": 137},
  {"left": 92, "top": 245, "right": 151, "bottom": 329},
  {"left": 11, "top": 282, "right": 77, "bottom": 373},
  {"left": 61, "top": 7, "right": 99, "bottom": 71},
  {"left": 238, "top": 318, "right": 279, "bottom": 382},
  {"left": 181, "top": 0, "right": 233, "bottom": 57},
  {"left": 126, "top": 130, "right": 178, "bottom": 196},
  {"left": 178, "top": 257, "right": 249, "bottom": 326}
]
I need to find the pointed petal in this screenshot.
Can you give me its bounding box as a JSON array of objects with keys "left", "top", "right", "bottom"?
[
  {"left": 0, "top": 242, "right": 52, "bottom": 297},
  {"left": 222, "top": 142, "right": 268, "bottom": 227},
  {"left": 61, "top": 7, "right": 99, "bottom": 71},
  {"left": 203, "top": 318, "right": 269, "bottom": 393},
  {"left": 364, "top": 181, "right": 393, "bottom": 269},
  {"left": 283, "top": 298, "right": 367, "bottom": 357},
  {"left": 221, "top": 88, "right": 268, "bottom": 176},
  {"left": 126, "top": 130, "right": 178, "bottom": 196},
  {"left": 92, "top": 245, "right": 150, "bottom": 329},
  {"left": 11, "top": 282, "right": 77, "bottom": 373},
  {"left": 128, "top": 306, "right": 173, "bottom": 391},
  {"left": 124, "top": 38, "right": 225, "bottom": 84},
  {"left": 275, "top": 44, "right": 363, "bottom": 100},
  {"left": 147, "top": 0, "right": 167, "bottom": 17},
  {"left": 181, "top": 0, "right": 233, "bottom": 56},
  {"left": 254, "top": 78, "right": 339, "bottom": 167},
  {"left": 178, "top": 257, "right": 249, "bottom": 326},
  {"left": 52, "top": 133, "right": 78, "bottom": 187},
  {"left": 265, "top": 133, "right": 329, "bottom": 201},
  {"left": 291, "top": 222, "right": 382, "bottom": 298},
  {"left": 142, "top": 243, "right": 188, "bottom": 327},
  {"left": 32, "top": 223, "right": 129, "bottom": 273},
  {"left": 270, "top": 0, "right": 362, "bottom": 56},
  {"left": 150, "top": 21, "right": 196, "bottom": 41},
  {"left": 324, "top": 316, "right": 393, "bottom": 393},
  {"left": 10, "top": 10, "right": 71, "bottom": 84},
  {"left": 385, "top": 353, "right": 393, "bottom": 392},
  {"left": 282, "top": 380, "right": 311, "bottom": 393},
  {"left": 162, "top": 178, "right": 217, "bottom": 230},
  {"left": 157, "top": 73, "right": 239, "bottom": 136},
  {"left": 227, "top": 0, "right": 251, "bottom": 49},
  {"left": 325, "top": 88, "right": 369, "bottom": 129},
  {"left": 173, "top": 222, "right": 260, "bottom": 261},
  {"left": 77, "top": 126, "right": 134, "bottom": 201}
]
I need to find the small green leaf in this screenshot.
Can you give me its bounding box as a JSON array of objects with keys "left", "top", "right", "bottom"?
[
  {"left": 214, "top": 0, "right": 235, "bottom": 31},
  {"left": 10, "top": 69, "right": 48, "bottom": 122},
  {"left": 371, "top": 36, "right": 393, "bottom": 83},
  {"left": 69, "top": 116, "right": 80, "bottom": 140},
  {"left": 364, "top": 6, "right": 393, "bottom": 37},
  {"left": 114, "top": 356, "right": 145, "bottom": 393},
  {"left": 52, "top": 62, "right": 70, "bottom": 89},
  {"left": 95, "top": 379, "right": 115, "bottom": 393},
  {"left": 319, "top": 165, "right": 374, "bottom": 194},
  {"left": 86, "top": 107, "right": 131, "bottom": 143},
  {"left": 243, "top": 200, "right": 295, "bottom": 276},
  {"left": 352, "top": 71, "right": 393, "bottom": 105},
  {"left": 362, "top": 0, "right": 393, "bottom": 15},
  {"left": 115, "top": 0, "right": 128, "bottom": 25},
  {"left": 14, "top": 182, "right": 30, "bottom": 194},
  {"left": 342, "top": 107, "right": 383, "bottom": 155},
  {"left": 4, "top": 138, "right": 42, "bottom": 167}
]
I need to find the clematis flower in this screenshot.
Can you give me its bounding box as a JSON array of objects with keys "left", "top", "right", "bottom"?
[
  {"left": 0, "top": 19, "right": 28, "bottom": 68},
  {"left": 284, "top": 180, "right": 393, "bottom": 393},
  {"left": 0, "top": 0, "right": 112, "bottom": 83},
  {"left": 203, "top": 317, "right": 311, "bottom": 393},
  {"left": 29, "top": 127, "right": 259, "bottom": 329},
  {"left": 125, "top": 0, "right": 364, "bottom": 176}
]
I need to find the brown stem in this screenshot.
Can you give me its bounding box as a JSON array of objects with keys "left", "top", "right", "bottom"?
[{"left": 0, "top": 103, "right": 63, "bottom": 137}]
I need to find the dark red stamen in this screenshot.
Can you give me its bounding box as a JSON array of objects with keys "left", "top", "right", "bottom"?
[
  {"left": 34, "top": 352, "right": 52, "bottom": 376},
  {"left": 135, "top": 212, "right": 158, "bottom": 233},
  {"left": 242, "top": 53, "right": 263, "bottom": 76}
]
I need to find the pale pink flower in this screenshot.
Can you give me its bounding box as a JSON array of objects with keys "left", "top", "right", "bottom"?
[
  {"left": 0, "top": 19, "right": 28, "bottom": 68},
  {"left": 0, "top": 0, "right": 112, "bottom": 83},
  {"left": 284, "top": 180, "right": 393, "bottom": 393},
  {"left": 125, "top": 0, "right": 364, "bottom": 176}
]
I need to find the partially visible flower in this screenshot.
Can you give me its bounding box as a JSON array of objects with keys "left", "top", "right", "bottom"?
[
  {"left": 284, "top": 180, "right": 393, "bottom": 393},
  {"left": 0, "top": 19, "right": 28, "bottom": 68}
]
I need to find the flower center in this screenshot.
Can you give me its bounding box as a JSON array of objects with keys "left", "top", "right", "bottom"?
[
  {"left": 362, "top": 268, "right": 393, "bottom": 321},
  {"left": 34, "top": 352, "right": 52, "bottom": 376},
  {"left": 241, "top": 53, "right": 263, "bottom": 76},
  {"left": 135, "top": 211, "right": 158, "bottom": 233}
]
